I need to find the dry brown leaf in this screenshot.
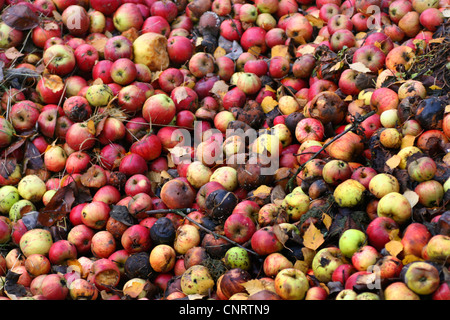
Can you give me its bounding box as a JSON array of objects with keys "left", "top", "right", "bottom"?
[
  {"left": 172, "top": 86, "right": 189, "bottom": 103},
  {"left": 271, "top": 45, "right": 290, "bottom": 58}
]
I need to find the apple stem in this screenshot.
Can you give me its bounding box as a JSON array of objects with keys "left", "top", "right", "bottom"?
[
  {"left": 286, "top": 110, "right": 376, "bottom": 193},
  {"left": 145, "top": 207, "right": 260, "bottom": 256}
]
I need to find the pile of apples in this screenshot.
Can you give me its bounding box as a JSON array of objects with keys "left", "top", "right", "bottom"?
[{"left": 0, "top": 0, "right": 448, "bottom": 301}]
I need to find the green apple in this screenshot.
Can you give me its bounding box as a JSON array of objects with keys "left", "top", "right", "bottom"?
[
  {"left": 224, "top": 247, "right": 251, "bottom": 271},
  {"left": 274, "top": 268, "right": 309, "bottom": 300},
  {"left": 9, "top": 199, "right": 36, "bottom": 222},
  {"left": 339, "top": 229, "right": 368, "bottom": 258},
  {"left": 333, "top": 179, "right": 366, "bottom": 207},
  {"left": 0, "top": 186, "right": 20, "bottom": 215},
  {"left": 85, "top": 84, "right": 114, "bottom": 107},
  {"left": 17, "top": 175, "right": 47, "bottom": 203},
  {"left": 335, "top": 289, "right": 357, "bottom": 300},
  {"left": 282, "top": 192, "right": 310, "bottom": 222},
  {"left": 312, "top": 247, "right": 347, "bottom": 283},
  {"left": 19, "top": 228, "right": 53, "bottom": 257},
  {"left": 403, "top": 261, "right": 440, "bottom": 295},
  {"left": 356, "top": 292, "right": 380, "bottom": 300},
  {"left": 180, "top": 265, "right": 215, "bottom": 295}
]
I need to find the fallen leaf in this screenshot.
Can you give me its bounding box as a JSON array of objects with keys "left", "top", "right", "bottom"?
[
  {"left": 271, "top": 45, "right": 290, "bottom": 58},
  {"left": 305, "top": 14, "right": 324, "bottom": 28},
  {"left": 261, "top": 96, "right": 278, "bottom": 113},
  {"left": 402, "top": 254, "right": 423, "bottom": 265},
  {"left": 386, "top": 154, "right": 401, "bottom": 170},
  {"left": 303, "top": 223, "right": 324, "bottom": 251},
  {"left": 213, "top": 46, "right": 226, "bottom": 59},
  {"left": 4, "top": 47, "right": 24, "bottom": 60},
  {"left": 429, "top": 84, "right": 442, "bottom": 90},
  {"left": 2, "top": 4, "right": 39, "bottom": 30},
  {"left": 403, "top": 189, "right": 419, "bottom": 208},
  {"left": 349, "top": 62, "right": 372, "bottom": 74},
  {"left": 330, "top": 60, "right": 344, "bottom": 72},
  {"left": 296, "top": 44, "right": 316, "bottom": 55},
  {"left": 172, "top": 86, "right": 189, "bottom": 103},
  {"left": 210, "top": 80, "right": 229, "bottom": 99},
  {"left": 322, "top": 212, "right": 332, "bottom": 230},
  {"left": 385, "top": 240, "right": 403, "bottom": 257},
  {"left": 248, "top": 46, "right": 261, "bottom": 56},
  {"left": 401, "top": 134, "right": 416, "bottom": 148},
  {"left": 241, "top": 279, "right": 266, "bottom": 296}
]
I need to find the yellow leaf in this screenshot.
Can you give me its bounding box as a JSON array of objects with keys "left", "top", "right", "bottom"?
[
  {"left": 253, "top": 185, "right": 272, "bottom": 198},
  {"left": 330, "top": 60, "right": 344, "bottom": 72},
  {"left": 385, "top": 240, "right": 403, "bottom": 257},
  {"left": 373, "top": 41, "right": 382, "bottom": 49},
  {"left": 271, "top": 45, "right": 290, "bottom": 58},
  {"left": 248, "top": 46, "right": 261, "bottom": 56},
  {"left": 428, "top": 37, "right": 445, "bottom": 44},
  {"left": 265, "top": 85, "right": 276, "bottom": 93},
  {"left": 293, "top": 260, "right": 309, "bottom": 274},
  {"left": 389, "top": 229, "right": 401, "bottom": 241},
  {"left": 87, "top": 120, "right": 96, "bottom": 135},
  {"left": 214, "top": 46, "right": 226, "bottom": 59},
  {"left": 303, "top": 223, "right": 324, "bottom": 251},
  {"left": 402, "top": 254, "right": 423, "bottom": 265},
  {"left": 403, "top": 189, "right": 419, "bottom": 208},
  {"left": 429, "top": 84, "right": 442, "bottom": 90},
  {"left": 445, "top": 104, "right": 450, "bottom": 113},
  {"left": 401, "top": 134, "right": 416, "bottom": 148},
  {"left": 305, "top": 14, "right": 324, "bottom": 28},
  {"left": 386, "top": 154, "right": 401, "bottom": 170},
  {"left": 241, "top": 280, "right": 266, "bottom": 296},
  {"left": 296, "top": 44, "right": 315, "bottom": 55},
  {"left": 261, "top": 96, "right": 278, "bottom": 113},
  {"left": 302, "top": 247, "right": 316, "bottom": 267},
  {"left": 322, "top": 212, "right": 332, "bottom": 230},
  {"left": 195, "top": 36, "right": 203, "bottom": 47}
]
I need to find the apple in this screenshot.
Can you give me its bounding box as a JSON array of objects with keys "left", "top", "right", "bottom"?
[
  {"left": 67, "top": 224, "right": 95, "bottom": 255},
  {"left": 43, "top": 44, "right": 76, "bottom": 76},
  {"left": 333, "top": 179, "right": 366, "bottom": 208},
  {"left": 160, "top": 179, "right": 196, "bottom": 210},
  {"left": 385, "top": 45, "right": 416, "bottom": 72},
  {"left": 142, "top": 94, "right": 176, "bottom": 126},
  {"left": 250, "top": 226, "right": 283, "bottom": 256},
  {"left": 17, "top": 175, "right": 46, "bottom": 203},
  {"left": 81, "top": 201, "right": 111, "bottom": 230},
  {"left": 91, "top": 230, "right": 117, "bottom": 259},
  {"left": 9, "top": 100, "right": 40, "bottom": 133},
  {"left": 181, "top": 265, "right": 215, "bottom": 296},
  {"left": 224, "top": 213, "right": 256, "bottom": 244},
  {"left": 113, "top": 2, "right": 144, "bottom": 32},
  {"left": 274, "top": 268, "right": 309, "bottom": 300},
  {"left": 24, "top": 254, "right": 51, "bottom": 278},
  {"left": 173, "top": 224, "right": 201, "bottom": 255},
  {"left": 425, "top": 235, "right": 450, "bottom": 264},
  {"left": 415, "top": 180, "right": 444, "bottom": 208},
  {"left": 48, "top": 239, "right": 77, "bottom": 265},
  {"left": 339, "top": 229, "right": 368, "bottom": 259},
  {"left": 368, "top": 173, "right": 400, "bottom": 199},
  {"left": 377, "top": 192, "right": 412, "bottom": 225},
  {"left": 19, "top": 228, "right": 53, "bottom": 257},
  {"left": 312, "top": 247, "right": 347, "bottom": 283},
  {"left": 89, "top": 258, "right": 121, "bottom": 291},
  {"left": 0, "top": 185, "right": 19, "bottom": 215},
  {"left": 432, "top": 282, "right": 450, "bottom": 300},
  {"left": 331, "top": 263, "right": 356, "bottom": 285},
  {"left": 366, "top": 217, "right": 400, "bottom": 251},
  {"left": 41, "top": 274, "right": 69, "bottom": 300},
  {"left": 403, "top": 261, "right": 441, "bottom": 296},
  {"left": 351, "top": 245, "right": 380, "bottom": 271},
  {"left": 350, "top": 166, "right": 377, "bottom": 190}
]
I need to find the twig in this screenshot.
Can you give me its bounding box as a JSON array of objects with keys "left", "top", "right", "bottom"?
[
  {"left": 145, "top": 208, "right": 260, "bottom": 256},
  {"left": 286, "top": 110, "right": 376, "bottom": 193}
]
